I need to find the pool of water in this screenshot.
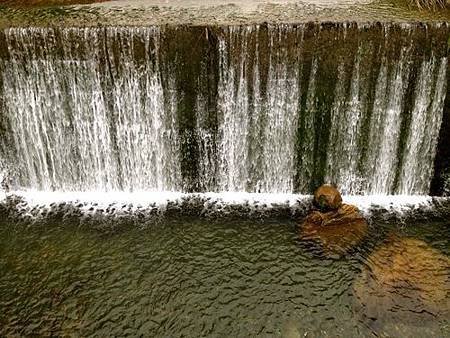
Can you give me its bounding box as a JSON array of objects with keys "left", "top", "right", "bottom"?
[{"left": 0, "top": 215, "right": 448, "bottom": 337}]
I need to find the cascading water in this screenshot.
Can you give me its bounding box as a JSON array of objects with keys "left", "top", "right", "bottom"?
[
  {"left": 0, "top": 23, "right": 448, "bottom": 195},
  {"left": 0, "top": 27, "right": 181, "bottom": 192},
  {"left": 398, "top": 56, "right": 447, "bottom": 195},
  {"left": 215, "top": 26, "right": 301, "bottom": 193}
]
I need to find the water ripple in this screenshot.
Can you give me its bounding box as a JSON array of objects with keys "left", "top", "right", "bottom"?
[{"left": 0, "top": 217, "right": 448, "bottom": 336}]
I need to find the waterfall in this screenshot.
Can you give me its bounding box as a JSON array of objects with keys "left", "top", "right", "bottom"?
[
  {"left": 363, "top": 50, "right": 409, "bottom": 195},
  {"left": 0, "top": 23, "right": 448, "bottom": 195},
  {"left": 0, "top": 27, "right": 181, "bottom": 192},
  {"left": 397, "top": 56, "right": 447, "bottom": 194},
  {"left": 216, "top": 26, "right": 301, "bottom": 193},
  {"left": 326, "top": 46, "right": 367, "bottom": 194}
]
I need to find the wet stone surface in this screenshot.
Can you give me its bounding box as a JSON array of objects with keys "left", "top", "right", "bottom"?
[
  {"left": 0, "top": 0, "right": 449, "bottom": 27},
  {"left": 0, "top": 0, "right": 107, "bottom": 7},
  {"left": 0, "top": 216, "right": 448, "bottom": 337}
]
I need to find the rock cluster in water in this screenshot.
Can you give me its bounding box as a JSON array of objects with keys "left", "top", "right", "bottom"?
[
  {"left": 299, "top": 184, "right": 368, "bottom": 256},
  {"left": 353, "top": 234, "right": 450, "bottom": 333},
  {"left": 299, "top": 184, "right": 450, "bottom": 334}
]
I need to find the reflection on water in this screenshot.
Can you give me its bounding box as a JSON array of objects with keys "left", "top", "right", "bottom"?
[
  {"left": 0, "top": 0, "right": 449, "bottom": 27},
  {"left": 0, "top": 217, "right": 448, "bottom": 337}
]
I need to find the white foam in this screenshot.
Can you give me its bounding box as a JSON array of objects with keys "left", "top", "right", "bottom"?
[
  {"left": 0, "top": 190, "right": 447, "bottom": 226},
  {"left": 1, "top": 190, "right": 311, "bottom": 222},
  {"left": 344, "top": 194, "right": 435, "bottom": 214},
  {"left": 6, "top": 190, "right": 186, "bottom": 210},
  {"left": 2, "top": 190, "right": 441, "bottom": 212},
  {"left": 203, "top": 192, "right": 304, "bottom": 206}
]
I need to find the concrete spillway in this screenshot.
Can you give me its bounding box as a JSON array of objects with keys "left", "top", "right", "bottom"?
[{"left": 0, "top": 23, "right": 448, "bottom": 195}]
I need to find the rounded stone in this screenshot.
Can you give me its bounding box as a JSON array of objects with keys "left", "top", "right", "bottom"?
[{"left": 313, "top": 184, "right": 342, "bottom": 211}]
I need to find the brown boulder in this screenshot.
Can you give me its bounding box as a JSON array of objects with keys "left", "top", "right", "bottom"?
[
  {"left": 299, "top": 203, "right": 368, "bottom": 256},
  {"left": 313, "top": 184, "right": 342, "bottom": 211},
  {"left": 353, "top": 234, "right": 450, "bottom": 333}
]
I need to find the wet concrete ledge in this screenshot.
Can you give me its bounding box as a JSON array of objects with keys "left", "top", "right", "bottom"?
[
  {"left": 0, "top": 0, "right": 449, "bottom": 28},
  {"left": 0, "top": 0, "right": 107, "bottom": 6}
]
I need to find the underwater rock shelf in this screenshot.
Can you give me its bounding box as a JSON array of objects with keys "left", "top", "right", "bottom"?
[{"left": 0, "top": 22, "right": 448, "bottom": 195}]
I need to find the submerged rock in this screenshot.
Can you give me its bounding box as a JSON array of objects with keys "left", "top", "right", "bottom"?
[
  {"left": 299, "top": 185, "right": 368, "bottom": 256},
  {"left": 353, "top": 234, "right": 450, "bottom": 334},
  {"left": 299, "top": 204, "right": 368, "bottom": 256}
]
